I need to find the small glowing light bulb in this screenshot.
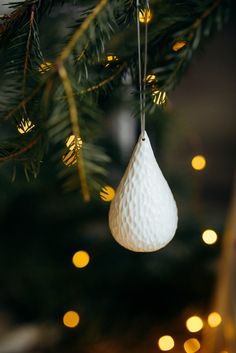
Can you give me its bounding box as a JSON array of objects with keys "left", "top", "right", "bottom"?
[
  {"left": 66, "top": 135, "right": 83, "bottom": 151},
  {"left": 172, "top": 40, "right": 187, "bottom": 52},
  {"left": 39, "top": 61, "right": 52, "bottom": 74},
  {"left": 152, "top": 89, "right": 167, "bottom": 105},
  {"left": 202, "top": 229, "right": 218, "bottom": 245},
  {"left": 63, "top": 311, "right": 80, "bottom": 328},
  {"left": 17, "top": 118, "right": 35, "bottom": 134},
  {"left": 145, "top": 74, "right": 156, "bottom": 83},
  {"left": 208, "top": 312, "right": 222, "bottom": 327},
  {"left": 100, "top": 186, "right": 115, "bottom": 202},
  {"left": 62, "top": 150, "right": 77, "bottom": 167},
  {"left": 191, "top": 155, "right": 206, "bottom": 170},
  {"left": 158, "top": 335, "right": 175, "bottom": 351},
  {"left": 186, "top": 316, "right": 203, "bottom": 333},
  {"left": 139, "top": 8, "right": 152, "bottom": 24},
  {"left": 105, "top": 54, "right": 119, "bottom": 67},
  {"left": 184, "top": 338, "right": 201, "bottom": 353}
]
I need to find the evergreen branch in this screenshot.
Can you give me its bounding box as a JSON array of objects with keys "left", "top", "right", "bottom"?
[
  {"left": 3, "top": 0, "right": 110, "bottom": 120},
  {"left": 0, "top": 7, "right": 23, "bottom": 34},
  {"left": 0, "top": 0, "right": 230, "bottom": 193},
  {"left": 23, "top": 4, "right": 35, "bottom": 92},
  {"left": 154, "top": 0, "right": 228, "bottom": 91},
  {"left": 0, "top": 135, "right": 40, "bottom": 161},
  {"left": 59, "top": 0, "right": 108, "bottom": 62},
  {"left": 4, "top": 84, "right": 42, "bottom": 121},
  {"left": 57, "top": 62, "right": 127, "bottom": 99},
  {"left": 164, "top": 51, "right": 189, "bottom": 90},
  {"left": 81, "top": 62, "right": 127, "bottom": 94},
  {"left": 191, "top": 0, "right": 222, "bottom": 30},
  {"left": 57, "top": 62, "right": 90, "bottom": 202},
  {"left": 76, "top": 41, "right": 89, "bottom": 63}
]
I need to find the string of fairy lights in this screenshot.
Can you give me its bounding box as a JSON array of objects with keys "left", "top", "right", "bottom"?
[{"left": 15, "top": 6, "right": 224, "bottom": 352}]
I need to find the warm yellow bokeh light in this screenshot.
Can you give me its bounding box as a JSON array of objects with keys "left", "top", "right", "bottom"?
[
  {"left": 184, "top": 338, "right": 201, "bottom": 353},
  {"left": 139, "top": 8, "right": 152, "bottom": 23},
  {"left": 172, "top": 40, "right": 187, "bottom": 52},
  {"left": 158, "top": 335, "right": 175, "bottom": 351},
  {"left": 191, "top": 155, "right": 206, "bottom": 170},
  {"left": 72, "top": 251, "right": 90, "bottom": 268},
  {"left": 208, "top": 312, "right": 222, "bottom": 327},
  {"left": 145, "top": 74, "right": 156, "bottom": 83},
  {"left": 100, "top": 186, "right": 115, "bottom": 202},
  {"left": 152, "top": 89, "right": 167, "bottom": 105},
  {"left": 186, "top": 316, "right": 203, "bottom": 333},
  {"left": 202, "top": 229, "right": 218, "bottom": 245},
  {"left": 63, "top": 310, "right": 80, "bottom": 328},
  {"left": 39, "top": 61, "right": 52, "bottom": 74},
  {"left": 220, "top": 351, "right": 228, "bottom": 353},
  {"left": 66, "top": 135, "right": 83, "bottom": 151},
  {"left": 17, "top": 118, "right": 35, "bottom": 134}
]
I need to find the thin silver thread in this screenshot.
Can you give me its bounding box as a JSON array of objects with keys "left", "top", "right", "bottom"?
[
  {"left": 136, "top": 0, "right": 149, "bottom": 139},
  {"left": 142, "top": 0, "right": 149, "bottom": 138},
  {"left": 136, "top": 0, "right": 143, "bottom": 133}
]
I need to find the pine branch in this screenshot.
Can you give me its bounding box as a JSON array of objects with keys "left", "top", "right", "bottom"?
[
  {"left": 23, "top": 4, "right": 35, "bottom": 92},
  {"left": 81, "top": 62, "right": 127, "bottom": 94},
  {"left": 0, "top": 6, "right": 24, "bottom": 35},
  {"left": 191, "top": 0, "right": 222, "bottom": 30},
  {"left": 3, "top": 84, "right": 42, "bottom": 121},
  {"left": 0, "top": 135, "right": 40, "bottom": 162},
  {"left": 0, "top": 0, "right": 231, "bottom": 196},
  {"left": 148, "top": 0, "right": 230, "bottom": 91},
  {"left": 59, "top": 0, "right": 109, "bottom": 62},
  {"left": 57, "top": 63, "right": 90, "bottom": 202}
]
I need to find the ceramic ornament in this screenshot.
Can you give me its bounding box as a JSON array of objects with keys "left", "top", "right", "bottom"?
[{"left": 109, "top": 131, "right": 178, "bottom": 252}]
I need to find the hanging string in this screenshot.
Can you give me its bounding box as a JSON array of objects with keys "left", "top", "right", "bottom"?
[
  {"left": 136, "top": 0, "right": 143, "bottom": 134},
  {"left": 136, "top": 0, "right": 149, "bottom": 140}
]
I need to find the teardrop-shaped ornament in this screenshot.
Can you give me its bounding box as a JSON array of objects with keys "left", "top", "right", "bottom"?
[{"left": 109, "top": 131, "right": 178, "bottom": 252}]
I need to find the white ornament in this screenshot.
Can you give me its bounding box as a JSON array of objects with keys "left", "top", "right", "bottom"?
[{"left": 109, "top": 131, "right": 178, "bottom": 252}]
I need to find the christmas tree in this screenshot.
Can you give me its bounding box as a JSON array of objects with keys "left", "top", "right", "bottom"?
[{"left": 0, "top": 1, "right": 235, "bottom": 353}]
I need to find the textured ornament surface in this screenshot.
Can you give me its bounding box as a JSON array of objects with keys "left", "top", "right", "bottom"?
[{"left": 109, "top": 131, "right": 178, "bottom": 252}]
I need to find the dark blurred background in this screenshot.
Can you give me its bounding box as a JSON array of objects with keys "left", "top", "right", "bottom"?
[{"left": 0, "top": 1, "right": 235, "bottom": 353}]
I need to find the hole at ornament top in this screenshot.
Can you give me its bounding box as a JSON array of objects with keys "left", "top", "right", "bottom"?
[{"left": 142, "top": 138, "right": 145, "bottom": 141}]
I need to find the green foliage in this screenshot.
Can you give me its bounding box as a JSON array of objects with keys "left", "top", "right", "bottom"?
[{"left": 0, "top": 0, "right": 231, "bottom": 198}]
